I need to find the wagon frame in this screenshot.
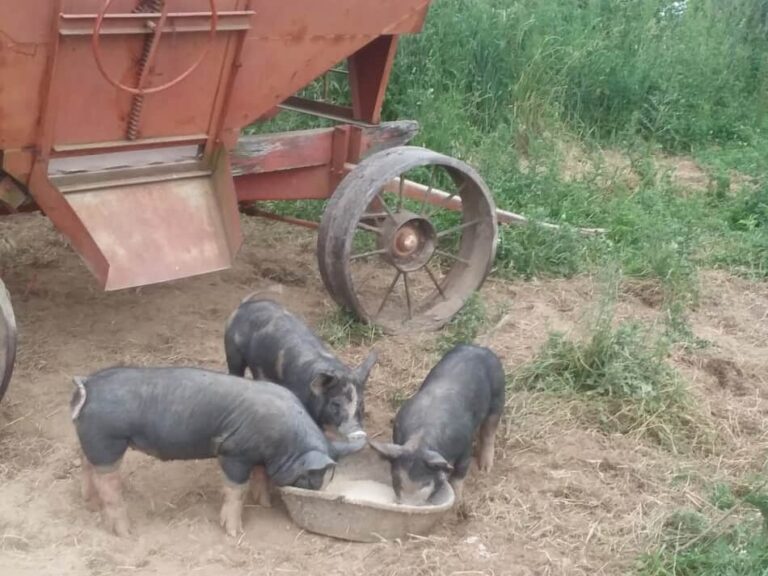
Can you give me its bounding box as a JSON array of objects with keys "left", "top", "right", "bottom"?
[{"left": 0, "top": 0, "right": 508, "bottom": 403}]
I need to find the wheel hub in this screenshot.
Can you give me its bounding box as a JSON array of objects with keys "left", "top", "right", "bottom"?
[
  {"left": 380, "top": 211, "right": 437, "bottom": 272},
  {"left": 393, "top": 226, "right": 420, "bottom": 256}
]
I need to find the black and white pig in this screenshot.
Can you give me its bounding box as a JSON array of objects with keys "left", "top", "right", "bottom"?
[
  {"left": 370, "top": 344, "right": 505, "bottom": 505},
  {"left": 224, "top": 297, "right": 378, "bottom": 441},
  {"left": 70, "top": 367, "right": 364, "bottom": 537}
]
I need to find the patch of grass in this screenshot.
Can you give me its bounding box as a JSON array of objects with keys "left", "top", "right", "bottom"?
[
  {"left": 434, "top": 294, "right": 487, "bottom": 354},
  {"left": 516, "top": 320, "right": 675, "bottom": 399},
  {"left": 711, "top": 483, "right": 738, "bottom": 511},
  {"left": 641, "top": 522, "right": 768, "bottom": 576},
  {"left": 387, "top": 387, "right": 410, "bottom": 411},
  {"left": 639, "top": 479, "right": 768, "bottom": 576},
  {"left": 512, "top": 276, "right": 703, "bottom": 446},
  {"left": 496, "top": 223, "right": 590, "bottom": 280},
  {"left": 317, "top": 308, "right": 382, "bottom": 348},
  {"left": 662, "top": 296, "right": 711, "bottom": 351},
  {"left": 662, "top": 509, "right": 708, "bottom": 540},
  {"left": 390, "top": 0, "right": 768, "bottom": 152}
]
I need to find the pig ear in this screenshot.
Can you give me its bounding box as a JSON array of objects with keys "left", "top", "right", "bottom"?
[
  {"left": 422, "top": 450, "right": 454, "bottom": 473},
  {"left": 368, "top": 440, "right": 409, "bottom": 461},
  {"left": 302, "top": 450, "right": 336, "bottom": 473},
  {"left": 353, "top": 350, "right": 379, "bottom": 389},
  {"left": 309, "top": 372, "right": 336, "bottom": 396}
]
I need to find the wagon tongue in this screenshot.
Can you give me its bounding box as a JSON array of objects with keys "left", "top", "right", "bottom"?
[{"left": 47, "top": 147, "right": 242, "bottom": 291}]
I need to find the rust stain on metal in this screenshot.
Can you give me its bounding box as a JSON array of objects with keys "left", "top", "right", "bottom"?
[
  {"left": 67, "top": 175, "right": 235, "bottom": 291},
  {"left": 0, "top": 30, "right": 38, "bottom": 57}
]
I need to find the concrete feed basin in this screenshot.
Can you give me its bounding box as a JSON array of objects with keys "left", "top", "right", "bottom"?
[{"left": 278, "top": 448, "right": 455, "bottom": 542}]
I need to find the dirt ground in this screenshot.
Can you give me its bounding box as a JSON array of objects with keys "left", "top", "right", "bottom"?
[{"left": 1, "top": 214, "right": 767, "bottom": 576}]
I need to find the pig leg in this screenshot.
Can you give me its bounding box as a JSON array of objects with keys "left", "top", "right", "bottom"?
[
  {"left": 478, "top": 413, "right": 501, "bottom": 472},
  {"left": 91, "top": 463, "right": 131, "bottom": 537},
  {"left": 79, "top": 450, "right": 100, "bottom": 511},
  {"left": 225, "top": 341, "right": 247, "bottom": 377},
  {"left": 218, "top": 457, "right": 252, "bottom": 537},
  {"left": 220, "top": 480, "right": 248, "bottom": 537},
  {"left": 250, "top": 466, "right": 272, "bottom": 508},
  {"left": 449, "top": 452, "right": 472, "bottom": 502}
]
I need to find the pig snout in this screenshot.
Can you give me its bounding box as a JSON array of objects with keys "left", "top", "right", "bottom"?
[{"left": 339, "top": 421, "right": 367, "bottom": 441}]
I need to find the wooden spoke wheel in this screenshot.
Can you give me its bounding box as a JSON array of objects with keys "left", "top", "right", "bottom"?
[
  {"left": 317, "top": 147, "right": 498, "bottom": 333},
  {"left": 0, "top": 278, "right": 17, "bottom": 404}
]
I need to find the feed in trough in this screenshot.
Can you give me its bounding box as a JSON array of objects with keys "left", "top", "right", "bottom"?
[
  {"left": 278, "top": 448, "right": 456, "bottom": 542},
  {"left": 325, "top": 479, "right": 397, "bottom": 505}
]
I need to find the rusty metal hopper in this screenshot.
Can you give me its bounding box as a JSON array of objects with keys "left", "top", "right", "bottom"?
[
  {"left": 46, "top": 147, "right": 242, "bottom": 290},
  {"left": 0, "top": 1, "right": 432, "bottom": 291}
]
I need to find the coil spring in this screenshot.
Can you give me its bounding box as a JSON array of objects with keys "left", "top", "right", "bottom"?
[{"left": 125, "top": 0, "right": 164, "bottom": 140}]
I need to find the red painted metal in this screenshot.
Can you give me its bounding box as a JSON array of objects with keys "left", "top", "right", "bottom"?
[
  {"left": 0, "top": 1, "right": 430, "bottom": 151},
  {"left": 0, "top": 0, "right": 432, "bottom": 290},
  {"left": 349, "top": 36, "right": 400, "bottom": 124},
  {"left": 234, "top": 167, "right": 332, "bottom": 203},
  {"left": 92, "top": 0, "right": 219, "bottom": 96}
]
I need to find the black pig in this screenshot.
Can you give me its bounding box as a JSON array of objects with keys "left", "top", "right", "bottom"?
[
  {"left": 71, "top": 367, "right": 363, "bottom": 537},
  {"left": 370, "top": 344, "right": 505, "bottom": 505},
  {"left": 224, "top": 297, "right": 377, "bottom": 440}
]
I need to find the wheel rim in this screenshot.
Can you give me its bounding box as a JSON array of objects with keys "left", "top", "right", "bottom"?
[
  {"left": 317, "top": 147, "right": 498, "bottom": 333},
  {"left": 0, "top": 279, "right": 16, "bottom": 403}
]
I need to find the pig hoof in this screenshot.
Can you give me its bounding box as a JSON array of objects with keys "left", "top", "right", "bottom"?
[
  {"left": 220, "top": 517, "right": 242, "bottom": 538},
  {"left": 85, "top": 497, "right": 101, "bottom": 512},
  {"left": 478, "top": 450, "right": 495, "bottom": 473},
  {"left": 219, "top": 510, "right": 243, "bottom": 537},
  {"left": 478, "top": 457, "right": 493, "bottom": 473},
  {"left": 449, "top": 479, "right": 465, "bottom": 502},
  {"left": 107, "top": 516, "right": 131, "bottom": 537},
  {"left": 258, "top": 491, "right": 272, "bottom": 508}
]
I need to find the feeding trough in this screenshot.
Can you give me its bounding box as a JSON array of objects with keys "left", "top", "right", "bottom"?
[{"left": 278, "top": 448, "right": 455, "bottom": 543}]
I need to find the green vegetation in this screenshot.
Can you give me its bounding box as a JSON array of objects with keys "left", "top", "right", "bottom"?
[
  {"left": 639, "top": 480, "right": 768, "bottom": 575},
  {"left": 511, "top": 275, "right": 698, "bottom": 447},
  {"left": 434, "top": 294, "right": 487, "bottom": 354},
  {"left": 258, "top": 0, "right": 766, "bottom": 404},
  {"left": 251, "top": 4, "right": 768, "bottom": 569},
  {"left": 256, "top": 0, "right": 768, "bottom": 289},
  {"left": 383, "top": 0, "right": 768, "bottom": 285},
  {"left": 317, "top": 308, "right": 382, "bottom": 348},
  {"left": 387, "top": 0, "right": 768, "bottom": 152}
]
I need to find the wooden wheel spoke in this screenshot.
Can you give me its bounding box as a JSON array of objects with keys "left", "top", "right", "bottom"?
[
  {"left": 436, "top": 218, "right": 483, "bottom": 239},
  {"left": 435, "top": 250, "right": 470, "bottom": 265},
  {"left": 426, "top": 182, "right": 468, "bottom": 219},
  {"left": 350, "top": 248, "right": 388, "bottom": 261},
  {"left": 376, "top": 192, "right": 395, "bottom": 218},
  {"left": 375, "top": 271, "right": 402, "bottom": 318},
  {"left": 420, "top": 165, "right": 437, "bottom": 215},
  {"left": 361, "top": 212, "right": 389, "bottom": 220},
  {"left": 424, "top": 265, "right": 446, "bottom": 300},
  {"left": 402, "top": 272, "right": 413, "bottom": 320},
  {"left": 357, "top": 222, "right": 383, "bottom": 235}
]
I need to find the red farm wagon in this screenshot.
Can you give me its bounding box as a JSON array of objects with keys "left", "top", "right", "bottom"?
[{"left": 0, "top": 0, "right": 505, "bottom": 403}]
